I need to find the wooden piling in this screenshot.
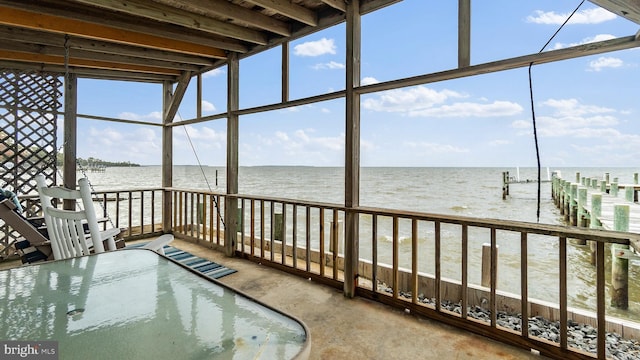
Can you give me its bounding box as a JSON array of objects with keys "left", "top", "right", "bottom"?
[
  {"left": 611, "top": 204, "right": 629, "bottom": 309},
  {"left": 576, "top": 188, "right": 587, "bottom": 244},
  {"left": 481, "top": 243, "right": 498, "bottom": 288},
  {"left": 570, "top": 184, "right": 578, "bottom": 226},
  {"left": 502, "top": 171, "right": 509, "bottom": 200},
  {"left": 589, "top": 194, "right": 602, "bottom": 265},
  {"left": 626, "top": 186, "right": 635, "bottom": 202}
]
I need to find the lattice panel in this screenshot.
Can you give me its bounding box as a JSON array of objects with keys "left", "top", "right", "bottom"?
[{"left": 0, "top": 69, "right": 61, "bottom": 255}]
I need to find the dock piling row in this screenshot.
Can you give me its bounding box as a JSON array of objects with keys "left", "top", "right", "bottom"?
[{"left": 552, "top": 171, "right": 639, "bottom": 310}]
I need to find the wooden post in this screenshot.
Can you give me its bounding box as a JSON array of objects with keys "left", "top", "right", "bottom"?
[
  {"left": 605, "top": 173, "right": 610, "bottom": 184},
  {"left": 502, "top": 171, "right": 509, "bottom": 200},
  {"left": 626, "top": 186, "right": 634, "bottom": 202},
  {"left": 481, "top": 243, "right": 498, "bottom": 287},
  {"left": 611, "top": 182, "right": 619, "bottom": 197},
  {"left": 611, "top": 204, "right": 629, "bottom": 309},
  {"left": 570, "top": 184, "right": 578, "bottom": 226},
  {"left": 273, "top": 212, "right": 284, "bottom": 240},
  {"left": 224, "top": 53, "right": 239, "bottom": 256},
  {"left": 575, "top": 172, "right": 581, "bottom": 183},
  {"left": 600, "top": 180, "right": 607, "bottom": 193},
  {"left": 589, "top": 194, "right": 602, "bottom": 265},
  {"left": 634, "top": 173, "right": 638, "bottom": 185},
  {"left": 343, "top": 0, "right": 361, "bottom": 298},
  {"left": 576, "top": 188, "right": 587, "bottom": 244}
]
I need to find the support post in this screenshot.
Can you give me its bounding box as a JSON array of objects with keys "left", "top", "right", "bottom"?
[
  {"left": 62, "top": 72, "right": 77, "bottom": 210},
  {"left": 224, "top": 53, "right": 240, "bottom": 257},
  {"left": 344, "top": 0, "right": 361, "bottom": 298},
  {"left": 611, "top": 204, "right": 629, "bottom": 309}
]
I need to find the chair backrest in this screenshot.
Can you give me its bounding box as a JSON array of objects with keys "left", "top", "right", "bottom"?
[{"left": 35, "top": 175, "right": 106, "bottom": 260}]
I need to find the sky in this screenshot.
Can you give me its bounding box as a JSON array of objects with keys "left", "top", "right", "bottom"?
[{"left": 70, "top": 0, "right": 640, "bottom": 168}]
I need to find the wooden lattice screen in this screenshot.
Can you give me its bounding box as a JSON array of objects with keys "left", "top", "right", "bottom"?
[{"left": 0, "top": 69, "right": 61, "bottom": 255}]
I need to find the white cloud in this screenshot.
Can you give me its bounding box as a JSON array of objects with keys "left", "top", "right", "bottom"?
[
  {"left": 526, "top": 7, "right": 616, "bottom": 25},
  {"left": 312, "top": 61, "right": 345, "bottom": 70},
  {"left": 362, "top": 86, "right": 522, "bottom": 118},
  {"left": 361, "top": 77, "right": 379, "bottom": 86},
  {"left": 552, "top": 34, "right": 616, "bottom": 49},
  {"left": 408, "top": 101, "right": 523, "bottom": 118},
  {"left": 490, "top": 139, "right": 511, "bottom": 146},
  {"left": 294, "top": 38, "right": 337, "bottom": 57},
  {"left": 203, "top": 68, "right": 224, "bottom": 78},
  {"left": 520, "top": 98, "right": 621, "bottom": 138},
  {"left": 201, "top": 100, "right": 216, "bottom": 112},
  {"left": 588, "top": 56, "right": 624, "bottom": 71}
]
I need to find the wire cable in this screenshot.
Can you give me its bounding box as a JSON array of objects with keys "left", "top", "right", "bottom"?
[{"left": 528, "top": 0, "right": 585, "bottom": 222}]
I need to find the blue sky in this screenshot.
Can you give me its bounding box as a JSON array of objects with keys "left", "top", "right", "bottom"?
[{"left": 70, "top": 1, "right": 640, "bottom": 167}]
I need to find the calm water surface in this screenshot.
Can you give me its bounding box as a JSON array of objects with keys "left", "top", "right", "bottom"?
[{"left": 86, "top": 166, "right": 640, "bottom": 321}]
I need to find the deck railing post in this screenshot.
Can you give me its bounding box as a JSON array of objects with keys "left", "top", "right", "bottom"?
[{"left": 611, "top": 204, "right": 629, "bottom": 309}]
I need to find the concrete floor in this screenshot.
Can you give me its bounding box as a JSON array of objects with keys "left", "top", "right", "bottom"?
[
  {"left": 170, "top": 239, "right": 546, "bottom": 360},
  {"left": 1, "top": 239, "right": 547, "bottom": 360}
]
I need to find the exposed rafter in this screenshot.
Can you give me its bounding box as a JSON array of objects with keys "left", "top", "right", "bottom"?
[
  {"left": 69, "top": 0, "right": 269, "bottom": 45},
  {"left": 246, "top": 0, "right": 319, "bottom": 26}
]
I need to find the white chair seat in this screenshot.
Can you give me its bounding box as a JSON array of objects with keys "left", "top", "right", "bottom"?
[{"left": 36, "top": 174, "right": 120, "bottom": 260}]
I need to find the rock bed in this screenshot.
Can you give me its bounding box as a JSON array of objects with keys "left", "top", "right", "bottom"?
[{"left": 377, "top": 283, "right": 640, "bottom": 359}]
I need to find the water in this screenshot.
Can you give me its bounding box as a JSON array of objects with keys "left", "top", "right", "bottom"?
[{"left": 83, "top": 166, "right": 640, "bottom": 322}]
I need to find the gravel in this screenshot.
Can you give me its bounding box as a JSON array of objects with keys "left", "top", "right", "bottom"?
[{"left": 378, "top": 282, "right": 640, "bottom": 359}]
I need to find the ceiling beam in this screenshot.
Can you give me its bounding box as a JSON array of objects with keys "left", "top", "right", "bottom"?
[
  {"left": 0, "top": 61, "right": 177, "bottom": 82},
  {"left": 589, "top": 0, "right": 640, "bottom": 24},
  {"left": 0, "top": 0, "right": 248, "bottom": 53},
  {"left": 152, "top": 0, "right": 292, "bottom": 37},
  {"left": 0, "top": 5, "right": 229, "bottom": 58},
  {"left": 321, "top": 0, "right": 347, "bottom": 12},
  {"left": 0, "top": 50, "right": 181, "bottom": 76},
  {"left": 245, "top": 0, "right": 318, "bottom": 26},
  {"left": 0, "top": 26, "right": 217, "bottom": 67},
  {"left": 69, "top": 0, "right": 269, "bottom": 45},
  {"left": 0, "top": 39, "right": 202, "bottom": 72}
]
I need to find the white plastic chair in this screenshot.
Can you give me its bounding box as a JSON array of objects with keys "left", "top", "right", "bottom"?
[
  {"left": 35, "top": 174, "right": 120, "bottom": 260},
  {"left": 140, "top": 234, "right": 174, "bottom": 255}
]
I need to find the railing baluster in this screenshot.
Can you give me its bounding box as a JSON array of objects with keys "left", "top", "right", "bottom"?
[
  {"left": 596, "top": 240, "right": 605, "bottom": 360},
  {"left": 270, "top": 201, "right": 275, "bottom": 262},
  {"left": 490, "top": 227, "right": 497, "bottom": 328},
  {"left": 435, "top": 220, "right": 441, "bottom": 312},
  {"left": 128, "top": 191, "right": 133, "bottom": 237},
  {"left": 461, "top": 224, "right": 468, "bottom": 319},
  {"left": 282, "top": 203, "right": 287, "bottom": 265},
  {"left": 392, "top": 216, "right": 398, "bottom": 299},
  {"left": 189, "top": 192, "right": 194, "bottom": 238},
  {"left": 240, "top": 199, "right": 246, "bottom": 254},
  {"left": 560, "top": 236, "right": 568, "bottom": 350},
  {"left": 216, "top": 195, "right": 221, "bottom": 245},
  {"left": 140, "top": 190, "right": 144, "bottom": 235},
  {"left": 292, "top": 204, "right": 297, "bottom": 269},
  {"left": 319, "top": 208, "right": 325, "bottom": 277},
  {"left": 251, "top": 199, "right": 256, "bottom": 257},
  {"left": 332, "top": 208, "right": 339, "bottom": 280},
  {"left": 260, "top": 199, "right": 265, "bottom": 259},
  {"left": 372, "top": 214, "right": 377, "bottom": 294},
  {"left": 306, "top": 206, "right": 311, "bottom": 273},
  {"left": 411, "top": 218, "right": 418, "bottom": 304},
  {"left": 151, "top": 190, "right": 155, "bottom": 233},
  {"left": 520, "top": 232, "right": 528, "bottom": 338}
]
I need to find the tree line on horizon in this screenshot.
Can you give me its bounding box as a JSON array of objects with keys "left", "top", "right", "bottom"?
[{"left": 56, "top": 154, "right": 140, "bottom": 168}]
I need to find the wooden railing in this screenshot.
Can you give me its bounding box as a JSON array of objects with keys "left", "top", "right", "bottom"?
[
  {"left": 14, "top": 187, "right": 640, "bottom": 359},
  {"left": 167, "top": 188, "right": 640, "bottom": 360}
]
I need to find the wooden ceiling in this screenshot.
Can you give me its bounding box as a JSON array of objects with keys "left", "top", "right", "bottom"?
[
  {"left": 0, "top": 0, "right": 638, "bottom": 83},
  {"left": 0, "top": 0, "right": 400, "bottom": 82}
]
